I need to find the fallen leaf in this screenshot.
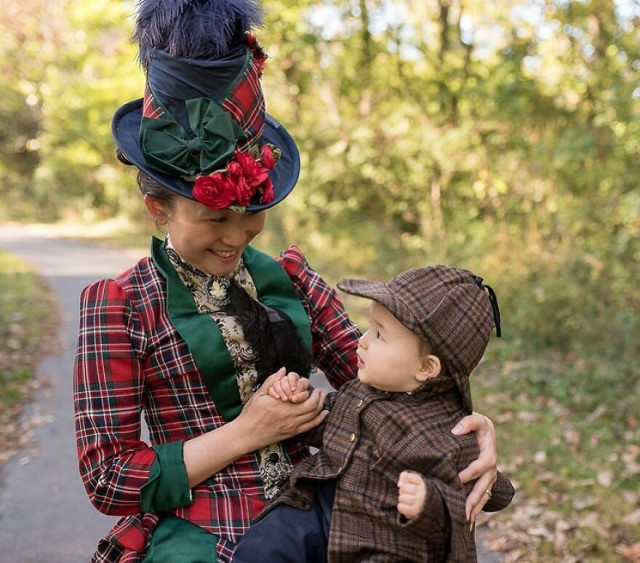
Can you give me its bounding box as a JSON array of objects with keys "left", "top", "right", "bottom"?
[
  {"left": 597, "top": 469, "right": 614, "bottom": 487},
  {"left": 563, "top": 428, "right": 581, "bottom": 446},
  {"left": 623, "top": 510, "right": 640, "bottom": 526},
  {"left": 616, "top": 542, "right": 640, "bottom": 562},
  {"left": 516, "top": 411, "right": 538, "bottom": 423}
]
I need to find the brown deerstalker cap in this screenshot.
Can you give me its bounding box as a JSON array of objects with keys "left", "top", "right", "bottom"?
[{"left": 337, "top": 265, "right": 501, "bottom": 414}]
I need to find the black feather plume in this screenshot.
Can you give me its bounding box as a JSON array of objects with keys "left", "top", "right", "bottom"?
[{"left": 135, "top": 0, "right": 264, "bottom": 67}]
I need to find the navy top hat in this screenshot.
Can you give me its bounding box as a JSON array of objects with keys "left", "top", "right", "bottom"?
[{"left": 111, "top": 0, "right": 300, "bottom": 212}]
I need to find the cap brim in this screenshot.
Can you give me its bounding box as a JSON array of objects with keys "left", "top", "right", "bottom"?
[
  {"left": 336, "top": 278, "right": 399, "bottom": 312},
  {"left": 111, "top": 99, "right": 300, "bottom": 211}
]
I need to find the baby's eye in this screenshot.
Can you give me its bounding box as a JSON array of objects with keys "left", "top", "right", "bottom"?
[{"left": 376, "top": 331, "right": 383, "bottom": 340}]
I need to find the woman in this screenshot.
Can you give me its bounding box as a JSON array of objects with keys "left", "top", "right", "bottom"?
[{"left": 73, "top": 1, "right": 500, "bottom": 561}]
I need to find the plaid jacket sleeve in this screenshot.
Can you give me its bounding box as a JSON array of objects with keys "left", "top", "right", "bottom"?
[
  {"left": 73, "top": 278, "right": 158, "bottom": 516},
  {"left": 399, "top": 475, "right": 453, "bottom": 539},
  {"left": 484, "top": 470, "right": 515, "bottom": 512},
  {"left": 278, "top": 246, "right": 359, "bottom": 389}
]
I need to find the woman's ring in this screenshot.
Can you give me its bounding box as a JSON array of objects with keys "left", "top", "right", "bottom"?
[{"left": 484, "top": 489, "right": 492, "bottom": 499}]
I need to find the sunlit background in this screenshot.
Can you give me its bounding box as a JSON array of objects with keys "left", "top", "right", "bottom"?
[{"left": 1, "top": 1, "right": 639, "bottom": 560}]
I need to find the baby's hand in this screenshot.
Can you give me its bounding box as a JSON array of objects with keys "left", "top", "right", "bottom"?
[
  {"left": 267, "top": 369, "right": 310, "bottom": 403},
  {"left": 397, "top": 470, "right": 427, "bottom": 520}
]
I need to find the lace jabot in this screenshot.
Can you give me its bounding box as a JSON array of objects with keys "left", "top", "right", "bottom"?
[{"left": 164, "top": 239, "right": 258, "bottom": 312}]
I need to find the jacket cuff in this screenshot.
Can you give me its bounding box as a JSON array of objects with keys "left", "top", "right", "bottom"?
[
  {"left": 397, "top": 476, "right": 450, "bottom": 541},
  {"left": 140, "top": 441, "right": 193, "bottom": 512},
  {"left": 483, "top": 470, "right": 515, "bottom": 512}
]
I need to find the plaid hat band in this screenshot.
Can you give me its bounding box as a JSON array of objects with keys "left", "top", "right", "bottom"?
[
  {"left": 140, "top": 42, "right": 268, "bottom": 177},
  {"left": 145, "top": 46, "right": 249, "bottom": 124}
]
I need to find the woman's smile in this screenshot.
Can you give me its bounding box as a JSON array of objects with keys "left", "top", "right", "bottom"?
[{"left": 210, "top": 248, "right": 241, "bottom": 260}]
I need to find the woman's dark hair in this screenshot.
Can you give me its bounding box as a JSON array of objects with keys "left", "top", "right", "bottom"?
[
  {"left": 136, "top": 171, "right": 177, "bottom": 208},
  {"left": 114, "top": 148, "right": 177, "bottom": 207}
]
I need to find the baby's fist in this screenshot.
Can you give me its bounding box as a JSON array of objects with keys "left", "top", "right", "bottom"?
[{"left": 397, "top": 471, "right": 427, "bottom": 520}]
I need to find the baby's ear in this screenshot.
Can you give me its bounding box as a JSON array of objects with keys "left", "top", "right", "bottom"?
[{"left": 416, "top": 354, "right": 441, "bottom": 382}]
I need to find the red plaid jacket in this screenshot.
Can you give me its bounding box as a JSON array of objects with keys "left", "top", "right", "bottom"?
[{"left": 73, "top": 246, "right": 359, "bottom": 562}]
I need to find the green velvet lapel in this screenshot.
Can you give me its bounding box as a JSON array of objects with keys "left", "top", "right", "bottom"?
[{"left": 151, "top": 237, "right": 311, "bottom": 421}]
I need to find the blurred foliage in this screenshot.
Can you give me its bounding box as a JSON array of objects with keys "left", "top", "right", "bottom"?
[
  {"left": 1, "top": 1, "right": 637, "bottom": 355},
  {"left": 0, "top": 0, "right": 142, "bottom": 220},
  {"left": 0, "top": 0, "right": 638, "bottom": 558},
  {"left": 257, "top": 0, "right": 640, "bottom": 365}
]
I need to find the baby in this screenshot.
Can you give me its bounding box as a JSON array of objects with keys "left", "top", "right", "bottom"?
[{"left": 234, "top": 265, "right": 514, "bottom": 562}]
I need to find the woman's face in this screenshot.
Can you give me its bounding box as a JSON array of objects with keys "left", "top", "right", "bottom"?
[{"left": 149, "top": 195, "right": 267, "bottom": 276}]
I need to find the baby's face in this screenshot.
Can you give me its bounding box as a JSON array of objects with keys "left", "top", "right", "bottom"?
[{"left": 356, "top": 302, "right": 425, "bottom": 393}]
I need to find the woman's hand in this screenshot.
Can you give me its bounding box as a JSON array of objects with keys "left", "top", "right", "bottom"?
[
  {"left": 452, "top": 412, "right": 498, "bottom": 525},
  {"left": 237, "top": 371, "right": 328, "bottom": 450},
  {"left": 183, "top": 372, "right": 327, "bottom": 487}
]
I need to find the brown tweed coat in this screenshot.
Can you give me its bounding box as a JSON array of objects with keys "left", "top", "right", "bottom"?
[{"left": 261, "top": 377, "right": 514, "bottom": 562}]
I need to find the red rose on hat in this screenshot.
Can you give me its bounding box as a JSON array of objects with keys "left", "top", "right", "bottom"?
[
  {"left": 260, "top": 145, "right": 276, "bottom": 170},
  {"left": 235, "top": 151, "right": 270, "bottom": 188},
  {"left": 193, "top": 172, "right": 238, "bottom": 209},
  {"left": 261, "top": 178, "right": 275, "bottom": 204}
]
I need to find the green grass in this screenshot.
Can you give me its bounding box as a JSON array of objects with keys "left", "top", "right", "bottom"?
[{"left": 0, "top": 250, "right": 58, "bottom": 465}]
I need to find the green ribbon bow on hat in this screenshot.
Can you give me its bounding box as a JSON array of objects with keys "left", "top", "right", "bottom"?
[{"left": 139, "top": 97, "right": 246, "bottom": 178}]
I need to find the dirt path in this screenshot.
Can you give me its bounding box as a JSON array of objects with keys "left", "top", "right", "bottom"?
[{"left": 0, "top": 223, "right": 502, "bottom": 562}]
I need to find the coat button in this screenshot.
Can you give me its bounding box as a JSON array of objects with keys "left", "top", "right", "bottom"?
[
  {"left": 356, "top": 399, "right": 363, "bottom": 407},
  {"left": 349, "top": 433, "right": 356, "bottom": 442}
]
